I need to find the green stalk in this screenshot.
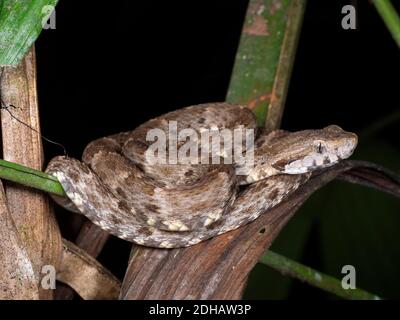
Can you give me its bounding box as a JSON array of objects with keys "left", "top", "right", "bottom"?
[
  {"left": 372, "top": 0, "right": 400, "bottom": 48},
  {"left": 226, "top": 0, "right": 306, "bottom": 129},
  {"left": 0, "top": 159, "right": 66, "bottom": 197},
  {"left": 260, "top": 251, "right": 381, "bottom": 300}
]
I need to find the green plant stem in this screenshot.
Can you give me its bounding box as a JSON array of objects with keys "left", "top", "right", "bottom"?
[
  {"left": 226, "top": 0, "right": 306, "bottom": 129},
  {"left": 0, "top": 159, "right": 66, "bottom": 197},
  {"left": 372, "top": 0, "right": 400, "bottom": 48},
  {"left": 260, "top": 250, "right": 381, "bottom": 300},
  {"left": 226, "top": 0, "right": 297, "bottom": 127}
]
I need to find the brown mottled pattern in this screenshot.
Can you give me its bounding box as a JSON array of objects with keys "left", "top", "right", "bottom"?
[{"left": 46, "top": 103, "right": 358, "bottom": 248}]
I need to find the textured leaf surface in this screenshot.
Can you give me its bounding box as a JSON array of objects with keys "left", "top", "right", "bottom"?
[{"left": 0, "top": 0, "right": 58, "bottom": 66}]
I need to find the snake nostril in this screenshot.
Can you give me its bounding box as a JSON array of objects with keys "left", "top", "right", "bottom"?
[{"left": 259, "top": 228, "right": 266, "bottom": 234}]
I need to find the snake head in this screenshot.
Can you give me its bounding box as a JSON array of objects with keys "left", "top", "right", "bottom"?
[{"left": 272, "top": 125, "right": 358, "bottom": 174}]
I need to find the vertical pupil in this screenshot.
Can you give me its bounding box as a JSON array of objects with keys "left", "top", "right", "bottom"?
[{"left": 317, "top": 143, "right": 323, "bottom": 153}]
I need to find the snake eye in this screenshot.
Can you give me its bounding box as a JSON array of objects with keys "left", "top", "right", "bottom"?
[{"left": 315, "top": 141, "right": 324, "bottom": 154}]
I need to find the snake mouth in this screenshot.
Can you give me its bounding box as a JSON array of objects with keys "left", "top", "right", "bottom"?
[{"left": 282, "top": 153, "right": 342, "bottom": 174}]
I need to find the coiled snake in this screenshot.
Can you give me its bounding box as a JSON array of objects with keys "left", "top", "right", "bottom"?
[{"left": 46, "top": 103, "right": 357, "bottom": 248}]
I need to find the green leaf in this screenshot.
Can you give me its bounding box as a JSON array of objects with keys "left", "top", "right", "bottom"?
[
  {"left": 372, "top": 0, "right": 400, "bottom": 48},
  {"left": 0, "top": 0, "right": 59, "bottom": 66}
]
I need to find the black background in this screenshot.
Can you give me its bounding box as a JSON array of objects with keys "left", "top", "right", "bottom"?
[
  {"left": 35, "top": 0, "right": 400, "bottom": 299},
  {"left": 36, "top": 0, "right": 400, "bottom": 158}
]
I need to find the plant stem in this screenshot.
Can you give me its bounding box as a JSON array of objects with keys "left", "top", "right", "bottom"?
[
  {"left": 0, "top": 159, "right": 66, "bottom": 197},
  {"left": 260, "top": 250, "right": 381, "bottom": 300},
  {"left": 372, "top": 0, "right": 400, "bottom": 48},
  {"left": 226, "top": 0, "right": 304, "bottom": 127},
  {"left": 264, "top": 0, "right": 307, "bottom": 132}
]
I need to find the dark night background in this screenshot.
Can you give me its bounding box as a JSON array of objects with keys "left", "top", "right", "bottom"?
[{"left": 35, "top": 0, "right": 400, "bottom": 299}]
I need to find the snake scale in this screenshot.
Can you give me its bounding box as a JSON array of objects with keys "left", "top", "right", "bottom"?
[{"left": 46, "top": 103, "right": 357, "bottom": 248}]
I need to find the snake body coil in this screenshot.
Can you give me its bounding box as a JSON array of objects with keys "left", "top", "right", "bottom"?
[{"left": 46, "top": 103, "right": 357, "bottom": 248}]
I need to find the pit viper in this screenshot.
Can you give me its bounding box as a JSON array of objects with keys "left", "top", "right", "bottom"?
[{"left": 46, "top": 103, "right": 357, "bottom": 248}]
